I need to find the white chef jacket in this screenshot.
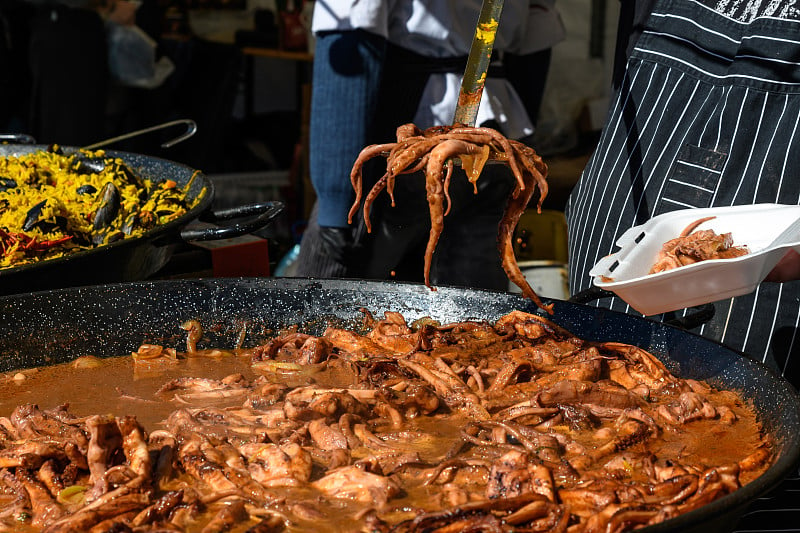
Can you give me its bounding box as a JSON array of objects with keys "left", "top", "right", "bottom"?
[{"left": 311, "top": 0, "right": 565, "bottom": 139}]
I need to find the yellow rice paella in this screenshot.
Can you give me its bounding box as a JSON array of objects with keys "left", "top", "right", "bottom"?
[{"left": 0, "top": 146, "right": 204, "bottom": 269}]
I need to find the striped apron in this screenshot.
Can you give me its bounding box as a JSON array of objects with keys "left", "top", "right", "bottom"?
[{"left": 565, "top": 0, "right": 800, "bottom": 383}]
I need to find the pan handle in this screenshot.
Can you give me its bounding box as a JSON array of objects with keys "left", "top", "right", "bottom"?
[
  {"left": 568, "top": 286, "right": 716, "bottom": 330},
  {"left": 662, "top": 304, "right": 716, "bottom": 330},
  {"left": 0, "top": 134, "right": 36, "bottom": 144},
  {"left": 180, "top": 201, "right": 285, "bottom": 242},
  {"left": 568, "top": 286, "right": 616, "bottom": 304},
  {"left": 82, "top": 119, "right": 198, "bottom": 150}
]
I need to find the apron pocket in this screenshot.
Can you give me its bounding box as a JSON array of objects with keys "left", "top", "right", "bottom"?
[{"left": 654, "top": 144, "right": 727, "bottom": 215}]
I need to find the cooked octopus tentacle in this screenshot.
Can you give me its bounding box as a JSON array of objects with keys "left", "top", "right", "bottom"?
[
  {"left": 349, "top": 143, "right": 397, "bottom": 216},
  {"left": 498, "top": 171, "right": 554, "bottom": 313},
  {"left": 424, "top": 139, "right": 486, "bottom": 287},
  {"left": 387, "top": 153, "right": 430, "bottom": 205},
  {"left": 510, "top": 141, "right": 549, "bottom": 210},
  {"left": 680, "top": 216, "right": 716, "bottom": 237},
  {"left": 443, "top": 159, "right": 455, "bottom": 216},
  {"left": 389, "top": 138, "right": 443, "bottom": 175},
  {"left": 359, "top": 174, "right": 389, "bottom": 229},
  {"left": 16, "top": 468, "right": 65, "bottom": 528}
]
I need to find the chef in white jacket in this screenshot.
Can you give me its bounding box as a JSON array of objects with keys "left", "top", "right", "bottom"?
[{"left": 295, "top": 0, "right": 564, "bottom": 288}]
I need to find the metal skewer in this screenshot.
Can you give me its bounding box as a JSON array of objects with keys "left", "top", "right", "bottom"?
[
  {"left": 378, "top": 0, "right": 506, "bottom": 162},
  {"left": 452, "top": 0, "right": 505, "bottom": 127}
]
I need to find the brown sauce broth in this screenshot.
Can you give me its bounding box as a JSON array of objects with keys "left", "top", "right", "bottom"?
[
  {"left": 0, "top": 350, "right": 769, "bottom": 487},
  {"left": 0, "top": 353, "right": 256, "bottom": 430}
]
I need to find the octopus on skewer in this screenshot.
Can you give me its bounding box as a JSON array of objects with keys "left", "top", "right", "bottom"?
[{"left": 348, "top": 123, "right": 553, "bottom": 313}]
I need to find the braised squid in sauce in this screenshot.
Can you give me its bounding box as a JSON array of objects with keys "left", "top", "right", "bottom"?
[
  {"left": 649, "top": 216, "right": 749, "bottom": 274},
  {"left": 0, "top": 310, "right": 771, "bottom": 532}
]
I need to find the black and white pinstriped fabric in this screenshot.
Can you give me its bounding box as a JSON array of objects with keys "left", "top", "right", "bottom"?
[{"left": 566, "top": 0, "right": 800, "bottom": 380}]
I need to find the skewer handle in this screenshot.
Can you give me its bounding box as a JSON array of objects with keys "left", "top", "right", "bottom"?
[{"left": 453, "top": 0, "right": 505, "bottom": 127}]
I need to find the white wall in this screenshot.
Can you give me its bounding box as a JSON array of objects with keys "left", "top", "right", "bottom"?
[{"left": 534, "top": 0, "right": 620, "bottom": 154}]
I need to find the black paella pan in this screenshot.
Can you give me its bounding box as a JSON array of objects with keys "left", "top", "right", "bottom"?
[
  {"left": 0, "top": 144, "right": 285, "bottom": 295},
  {"left": 0, "top": 277, "right": 797, "bottom": 532}
]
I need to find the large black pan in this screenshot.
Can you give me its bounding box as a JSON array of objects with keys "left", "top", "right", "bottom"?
[
  {"left": 0, "top": 277, "right": 797, "bottom": 532},
  {"left": 0, "top": 145, "right": 284, "bottom": 295}
]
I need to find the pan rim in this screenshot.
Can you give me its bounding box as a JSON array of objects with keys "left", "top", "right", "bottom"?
[{"left": 0, "top": 276, "right": 796, "bottom": 532}]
